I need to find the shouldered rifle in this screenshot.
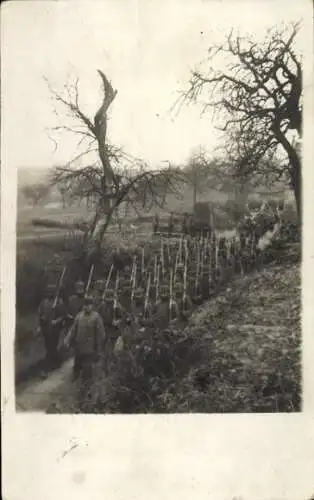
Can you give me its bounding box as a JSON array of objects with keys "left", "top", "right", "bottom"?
[
  {"left": 144, "top": 272, "right": 152, "bottom": 319},
  {"left": 155, "top": 263, "right": 160, "bottom": 304},
  {"left": 102, "top": 263, "right": 113, "bottom": 300},
  {"left": 160, "top": 239, "right": 165, "bottom": 279},
  {"left": 169, "top": 268, "right": 178, "bottom": 322},
  {"left": 84, "top": 264, "right": 95, "bottom": 298},
  {"left": 131, "top": 262, "right": 137, "bottom": 311},
  {"left": 113, "top": 270, "right": 121, "bottom": 326},
  {"left": 141, "top": 247, "right": 145, "bottom": 277},
  {"left": 183, "top": 241, "right": 188, "bottom": 304},
  {"left": 131, "top": 255, "right": 137, "bottom": 284},
  {"left": 195, "top": 242, "right": 200, "bottom": 294},
  {"left": 153, "top": 255, "right": 158, "bottom": 285},
  {"left": 53, "top": 266, "right": 67, "bottom": 310}
]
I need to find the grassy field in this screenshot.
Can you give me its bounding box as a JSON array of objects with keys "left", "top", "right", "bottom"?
[
  {"left": 17, "top": 205, "right": 92, "bottom": 234},
  {"left": 170, "top": 258, "right": 301, "bottom": 412}
]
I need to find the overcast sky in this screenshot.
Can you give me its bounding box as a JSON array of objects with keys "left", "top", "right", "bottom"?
[{"left": 2, "top": 1, "right": 307, "bottom": 171}]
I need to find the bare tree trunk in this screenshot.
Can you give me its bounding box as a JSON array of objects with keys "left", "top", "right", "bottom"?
[
  {"left": 88, "top": 71, "right": 117, "bottom": 248},
  {"left": 290, "top": 157, "right": 302, "bottom": 224},
  {"left": 272, "top": 124, "right": 301, "bottom": 224}
]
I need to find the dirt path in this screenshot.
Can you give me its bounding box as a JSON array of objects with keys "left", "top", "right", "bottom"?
[{"left": 16, "top": 358, "right": 75, "bottom": 412}]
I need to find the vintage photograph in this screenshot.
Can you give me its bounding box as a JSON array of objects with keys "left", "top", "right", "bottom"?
[{"left": 11, "top": 1, "right": 302, "bottom": 413}]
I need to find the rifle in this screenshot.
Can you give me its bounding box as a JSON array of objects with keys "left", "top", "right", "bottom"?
[
  {"left": 84, "top": 264, "right": 94, "bottom": 298},
  {"left": 141, "top": 247, "right": 145, "bottom": 277},
  {"left": 155, "top": 263, "right": 160, "bottom": 304},
  {"left": 200, "top": 244, "right": 204, "bottom": 282},
  {"left": 153, "top": 255, "right": 158, "bottom": 285},
  {"left": 144, "top": 272, "right": 152, "bottom": 320},
  {"left": 173, "top": 248, "right": 179, "bottom": 285},
  {"left": 182, "top": 241, "right": 189, "bottom": 309},
  {"left": 102, "top": 264, "right": 113, "bottom": 300},
  {"left": 52, "top": 266, "right": 67, "bottom": 310},
  {"left": 208, "top": 237, "right": 213, "bottom": 291},
  {"left": 169, "top": 267, "right": 179, "bottom": 322},
  {"left": 160, "top": 239, "right": 165, "bottom": 279},
  {"left": 112, "top": 270, "right": 121, "bottom": 326},
  {"left": 195, "top": 242, "right": 200, "bottom": 295},
  {"left": 130, "top": 255, "right": 137, "bottom": 284}
]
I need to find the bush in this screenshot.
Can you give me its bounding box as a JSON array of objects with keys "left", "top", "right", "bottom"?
[
  {"left": 16, "top": 256, "right": 48, "bottom": 315},
  {"left": 16, "top": 237, "right": 78, "bottom": 315},
  {"left": 222, "top": 199, "right": 248, "bottom": 224},
  {"left": 76, "top": 324, "right": 204, "bottom": 413}
]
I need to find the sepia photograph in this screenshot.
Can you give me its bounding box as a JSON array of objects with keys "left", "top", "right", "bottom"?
[{"left": 6, "top": 1, "right": 304, "bottom": 415}]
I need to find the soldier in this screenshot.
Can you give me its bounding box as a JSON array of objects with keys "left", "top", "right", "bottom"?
[
  {"left": 153, "top": 284, "right": 170, "bottom": 329},
  {"left": 99, "top": 289, "right": 127, "bottom": 373},
  {"left": 153, "top": 214, "right": 160, "bottom": 235},
  {"left": 170, "top": 282, "right": 182, "bottom": 321},
  {"left": 190, "top": 215, "right": 196, "bottom": 238},
  {"left": 64, "top": 296, "right": 106, "bottom": 407},
  {"left": 67, "top": 281, "right": 86, "bottom": 379},
  {"left": 182, "top": 212, "right": 189, "bottom": 236},
  {"left": 168, "top": 212, "right": 174, "bottom": 237},
  {"left": 91, "top": 279, "right": 105, "bottom": 310},
  {"left": 68, "top": 281, "right": 85, "bottom": 321},
  {"left": 37, "top": 284, "right": 66, "bottom": 370},
  {"left": 97, "top": 291, "right": 114, "bottom": 372}
]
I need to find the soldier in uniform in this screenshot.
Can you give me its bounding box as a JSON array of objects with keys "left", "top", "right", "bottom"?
[
  {"left": 37, "top": 284, "right": 66, "bottom": 370},
  {"left": 182, "top": 212, "right": 189, "bottom": 236},
  {"left": 153, "top": 284, "right": 170, "bottom": 329},
  {"left": 168, "top": 212, "right": 174, "bottom": 237},
  {"left": 97, "top": 290, "right": 114, "bottom": 373},
  {"left": 91, "top": 279, "right": 105, "bottom": 310},
  {"left": 67, "top": 281, "right": 86, "bottom": 379},
  {"left": 68, "top": 281, "right": 85, "bottom": 321},
  {"left": 153, "top": 214, "right": 160, "bottom": 235},
  {"left": 171, "top": 282, "right": 182, "bottom": 321},
  {"left": 64, "top": 296, "right": 106, "bottom": 409},
  {"left": 99, "top": 289, "right": 127, "bottom": 373}
]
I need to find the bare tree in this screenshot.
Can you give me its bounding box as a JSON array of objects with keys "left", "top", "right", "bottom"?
[
  {"left": 183, "top": 148, "right": 243, "bottom": 207},
  {"left": 177, "top": 22, "right": 302, "bottom": 221},
  {"left": 21, "top": 183, "right": 50, "bottom": 207},
  {"left": 184, "top": 147, "right": 212, "bottom": 210},
  {"left": 46, "top": 70, "right": 185, "bottom": 261}
]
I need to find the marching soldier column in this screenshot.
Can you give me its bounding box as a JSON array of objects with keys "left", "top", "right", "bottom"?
[{"left": 36, "top": 206, "right": 273, "bottom": 407}]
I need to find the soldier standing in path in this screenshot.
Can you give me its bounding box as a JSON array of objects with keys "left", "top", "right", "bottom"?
[
  {"left": 64, "top": 296, "right": 106, "bottom": 410},
  {"left": 37, "top": 284, "right": 66, "bottom": 370}
]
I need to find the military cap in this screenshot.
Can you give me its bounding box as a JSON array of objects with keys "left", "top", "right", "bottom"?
[
  {"left": 174, "top": 282, "right": 183, "bottom": 293},
  {"left": 160, "top": 285, "right": 169, "bottom": 297},
  {"left": 134, "top": 287, "right": 144, "bottom": 297},
  {"left": 95, "top": 279, "right": 105, "bottom": 288}
]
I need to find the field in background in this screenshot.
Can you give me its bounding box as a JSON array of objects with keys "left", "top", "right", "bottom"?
[{"left": 17, "top": 184, "right": 296, "bottom": 236}]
